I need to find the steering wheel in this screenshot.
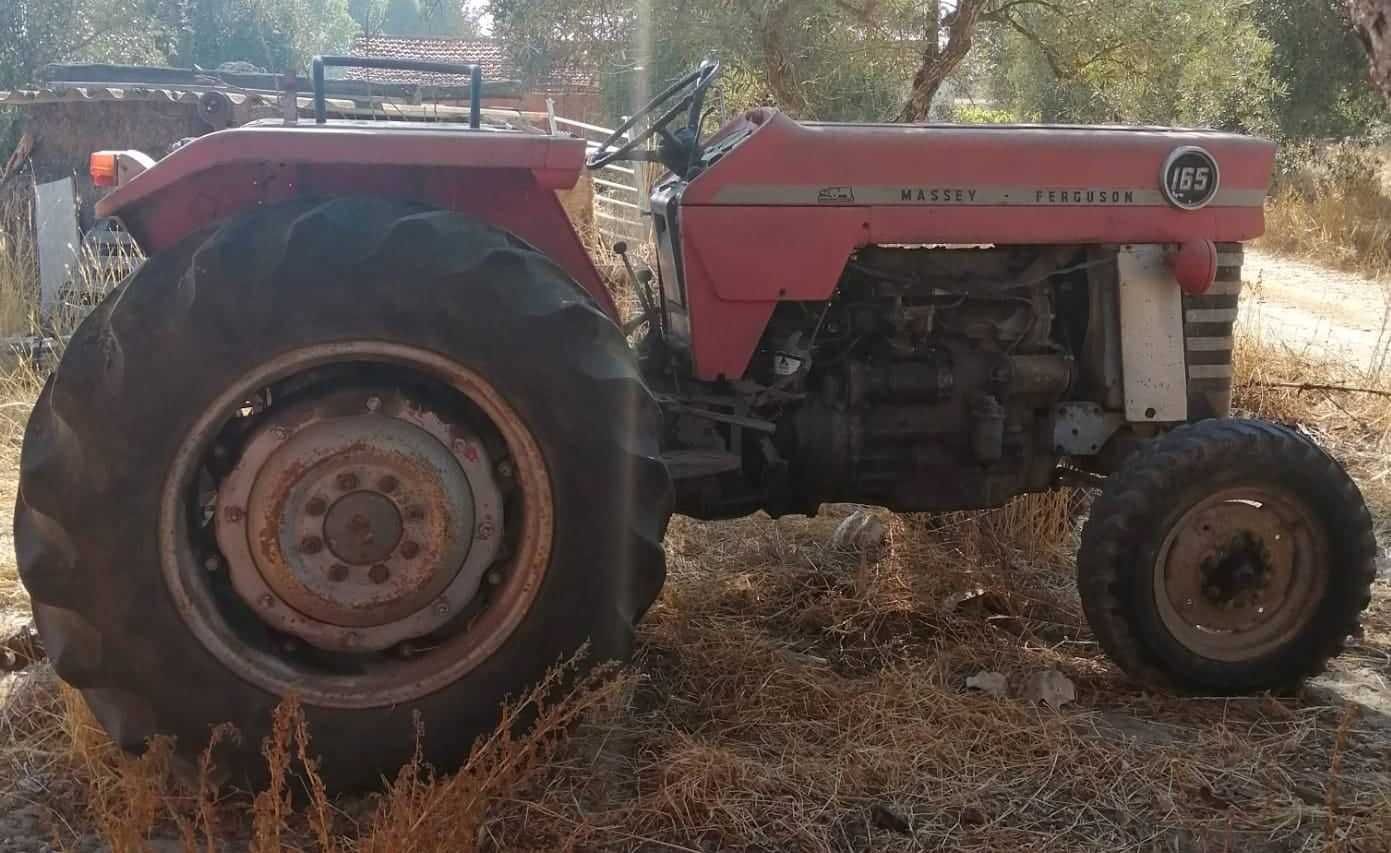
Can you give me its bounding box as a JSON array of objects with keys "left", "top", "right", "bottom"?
[{"left": 586, "top": 60, "right": 721, "bottom": 177}]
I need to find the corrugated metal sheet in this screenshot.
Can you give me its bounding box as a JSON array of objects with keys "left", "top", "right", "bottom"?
[{"left": 0, "top": 86, "right": 277, "bottom": 108}]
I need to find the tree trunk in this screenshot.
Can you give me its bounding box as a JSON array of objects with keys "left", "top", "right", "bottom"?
[
  {"left": 745, "top": 0, "right": 813, "bottom": 115},
  {"left": 1349, "top": 0, "right": 1391, "bottom": 101},
  {"left": 897, "top": 0, "right": 988, "bottom": 122}
]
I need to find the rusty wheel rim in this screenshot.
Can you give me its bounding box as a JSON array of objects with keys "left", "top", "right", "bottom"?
[
  {"left": 1153, "top": 486, "right": 1326, "bottom": 663},
  {"left": 161, "top": 343, "right": 553, "bottom": 708}
]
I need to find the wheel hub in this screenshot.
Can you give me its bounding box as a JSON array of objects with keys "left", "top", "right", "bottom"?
[
  {"left": 1198, "top": 532, "right": 1272, "bottom": 611},
  {"left": 323, "top": 491, "right": 405, "bottom": 565},
  {"left": 215, "top": 388, "right": 504, "bottom": 651}
]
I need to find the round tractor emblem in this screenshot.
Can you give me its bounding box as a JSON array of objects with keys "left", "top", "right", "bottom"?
[{"left": 1162, "top": 146, "right": 1220, "bottom": 210}]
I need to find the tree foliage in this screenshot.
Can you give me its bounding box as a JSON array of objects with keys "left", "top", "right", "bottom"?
[
  {"left": 350, "top": 0, "right": 481, "bottom": 38},
  {"left": 0, "top": 0, "right": 165, "bottom": 88},
  {"left": 490, "top": 0, "right": 1382, "bottom": 137},
  {"left": 991, "top": 0, "right": 1282, "bottom": 134},
  {"left": 1256, "top": 0, "right": 1384, "bottom": 138},
  {"left": 491, "top": 0, "right": 920, "bottom": 121},
  {"left": 0, "top": 0, "right": 357, "bottom": 89}
]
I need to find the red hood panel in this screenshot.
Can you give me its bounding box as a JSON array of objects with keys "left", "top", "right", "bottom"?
[{"left": 682, "top": 110, "right": 1273, "bottom": 244}]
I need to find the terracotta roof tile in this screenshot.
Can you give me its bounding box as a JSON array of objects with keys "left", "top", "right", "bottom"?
[{"left": 348, "top": 36, "right": 596, "bottom": 92}]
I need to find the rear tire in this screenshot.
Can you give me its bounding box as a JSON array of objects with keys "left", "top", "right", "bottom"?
[
  {"left": 1078, "top": 419, "right": 1375, "bottom": 691},
  {"left": 17, "top": 198, "right": 672, "bottom": 788}
]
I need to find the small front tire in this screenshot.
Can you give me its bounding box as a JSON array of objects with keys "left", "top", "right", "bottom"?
[{"left": 1078, "top": 419, "right": 1376, "bottom": 692}]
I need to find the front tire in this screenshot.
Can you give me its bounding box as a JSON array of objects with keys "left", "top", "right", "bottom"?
[
  {"left": 1078, "top": 419, "right": 1375, "bottom": 692},
  {"left": 16, "top": 198, "right": 672, "bottom": 787}
]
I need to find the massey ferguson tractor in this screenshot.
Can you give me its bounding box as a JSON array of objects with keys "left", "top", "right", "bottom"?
[{"left": 16, "top": 59, "right": 1377, "bottom": 786}]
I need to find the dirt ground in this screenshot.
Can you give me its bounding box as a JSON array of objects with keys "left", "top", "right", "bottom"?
[
  {"left": 0, "top": 252, "right": 1389, "bottom": 851},
  {"left": 1243, "top": 249, "right": 1391, "bottom": 373}
]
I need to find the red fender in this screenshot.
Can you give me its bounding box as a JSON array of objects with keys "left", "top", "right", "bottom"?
[{"left": 96, "top": 125, "right": 617, "bottom": 319}]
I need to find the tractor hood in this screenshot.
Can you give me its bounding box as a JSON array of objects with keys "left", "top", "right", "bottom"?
[{"left": 680, "top": 109, "right": 1274, "bottom": 245}]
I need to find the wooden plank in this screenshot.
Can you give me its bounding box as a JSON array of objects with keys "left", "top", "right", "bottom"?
[
  {"left": 592, "top": 177, "right": 639, "bottom": 194},
  {"left": 35, "top": 179, "right": 79, "bottom": 321},
  {"left": 595, "top": 195, "right": 642, "bottom": 211}
]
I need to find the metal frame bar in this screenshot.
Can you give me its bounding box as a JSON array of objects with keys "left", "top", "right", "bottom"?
[{"left": 312, "top": 55, "right": 482, "bottom": 128}]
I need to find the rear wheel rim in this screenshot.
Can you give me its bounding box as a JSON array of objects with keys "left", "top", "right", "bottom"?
[
  {"left": 1153, "top": 485, "right": 1327, "bottom": 663},
  {"left": 160, "top": 342, "right": 554, "bottom": 708}
]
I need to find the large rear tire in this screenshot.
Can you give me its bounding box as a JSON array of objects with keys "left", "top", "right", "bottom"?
[
  {"left": 16, "top": 198, "right": 672, "bottom": 788},
  {"left": 1078, "top": 419, "right": 1375, "bottom": 691}
]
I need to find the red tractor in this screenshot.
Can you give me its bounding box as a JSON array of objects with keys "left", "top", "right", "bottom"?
[{"left": 17, "top": 59, "right": 1376, "bottom": 786}]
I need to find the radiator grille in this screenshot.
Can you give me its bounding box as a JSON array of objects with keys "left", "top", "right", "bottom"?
[{"left": 1183, "top": 243, "right": 1242, "bottom": 419}]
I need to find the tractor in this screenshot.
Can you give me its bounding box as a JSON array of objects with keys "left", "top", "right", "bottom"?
[{"left": 16, "top": 58, "right": 1376, "bottom": 787}]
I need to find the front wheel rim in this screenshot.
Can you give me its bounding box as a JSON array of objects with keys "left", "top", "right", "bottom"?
[
  {"left": 160, "top": 342, "right": 554, "bottom": 708},
  {"left": 1152, "top": 485, "right": 1328, "bottom": 663}
]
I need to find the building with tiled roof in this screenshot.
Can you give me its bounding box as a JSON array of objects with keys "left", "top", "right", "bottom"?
[{"left": 348, "top": 36, "right": 599, "bottom": 94}]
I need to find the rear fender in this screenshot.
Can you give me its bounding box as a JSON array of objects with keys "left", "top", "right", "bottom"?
[{"left": 97, "top": 126, "right": 616, "bottom": 318}]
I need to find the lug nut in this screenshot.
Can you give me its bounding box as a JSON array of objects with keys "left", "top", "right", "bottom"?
[
  {"left": 400, "top": 541, "right": 420, "bottom": 559},
  {"left": 300, "top": 535, "right": 323, "bottom": 554},
  {"left": 369, "top": 564, "right": 390, "bottom": 584},
  {"left": 258, "top": 594, "right": 274, "bottom": 608},
  {"left": 486, "top": 570, "right": 502, "bottom": 585},
  {"left": 328, "top": 563, "right": 349, "bottom": 582},
  {"left": 271, "top": 426, "right": 290, "bottom": 440},
  {"left": 305, "top": 496, "right": 327, "bottom": 516},
  {"left": 435, "top": 600, "right": 450, "bottom": 616},
  {"left": 337, "top": 472, "right": 359, "bottom": 490},
  {"left": 224, "top": 506, "right": 244, "bottom": 523},
  {"left": 378, "top": 475, "right": 398, "bottom": 493},
  {"left": 496, "top": 460, "right": 514, "bottom": 480}
]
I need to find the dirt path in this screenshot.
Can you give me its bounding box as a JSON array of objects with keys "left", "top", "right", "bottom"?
[{"left": 1241, "top": 249, "right": 1391, "bottom": 373}]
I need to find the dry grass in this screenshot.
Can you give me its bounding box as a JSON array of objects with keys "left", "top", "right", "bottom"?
[
  {"left": 0, "top": 218, "right": 1387, "bottom": 849},
  {"left": 1261, "top": 143, "right": 1391, "bottom": 280},
  {"left": 0, "top": 334, "right": 1386, "bottom": 850}
]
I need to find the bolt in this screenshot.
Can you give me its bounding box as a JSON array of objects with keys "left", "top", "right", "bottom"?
[
  {"left": 1183, "top": 597, "right": 1193, "bottom": 608},
  {"left": 496, "top": 460, "right": 514, "bottom": 480},
  {"left": 328, "top": 563, "right": 349, "bottom": 582},
  {"left": 486, "top": 570, "right": 503, "bottom": 585},
  {"left": 435, "top": 600, "right": 450, "bottom": 617},
  {"left": 204, "top": 555, "right": 222, "bottom": 573},
  {"left": 300, "top": 535, "right": 323, "bottom": 555},
  {"left": 305, "top": 496, "right": 327, "bottom": 516},
  {"left": 406, "top": 505, "right": 426, "bottom": 522},
  {"left": 366, "top": 395, "right": 382, "bottom": 412},
  {"left": 224, "top": 506, "right": 244, "bottom": 523},
  {"left": 337, "top": 472, "right": 359, "bottom": 491},
  {"left": 369, "top": 564, "right": 390, "bottom": 584},
  {"left": 400, "top": 540, "right": 420, "bottom": 559},
  {"left": 271, "top": 426, "right": 290, "bottom": 440},
  {"left": 378, "top": 475, "right": 399, "bottom": 493},
  {"left": 258, "top": 594, "right": 275, "bottom": 608}
]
